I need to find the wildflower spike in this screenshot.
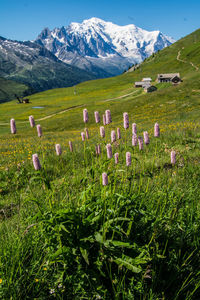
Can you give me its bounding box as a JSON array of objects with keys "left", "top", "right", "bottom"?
[
  {"left": 29, "top": 115, "right": 35, "bottom": 128},
  {"left": 83, "top": 109, "right": 89, "bottom": 123},
  {"left": 69, "top": 141, "right": 73, "bottom": 152},
  {"left": 105, "top": 110, "right": 112, "bottom": 124},
  {"left": 111, "top": 130, "right": 116, "bottom": 143},
  {"left": 171, "top": 150, "right": 176, "bottom": 165},
  {"left": 102, "top": 172, "right": 108, "bottom": 186},
  {"left": 106, "top": 143, "right": 112, "bottom": 159},
  {"left": 55, "top": 144, "right": 62, "bottom": 156},
  {"left": 154, "top": 123, "right": 160, "bottom": 137},
  {"left": 138, "top": 136, "right": 143, "bottom": 150},
  {"left": 37, "top": 124, "right": 42, "bottom": 137},
  {"left": 114, "top": 153, "right": 119, "bottom": 164},
  {"left": 81, "top": 132, "right": 86, "bottom": 141},
  {"left": 10, "top": 118, "right": 16, "bottom": 134},
  {"left": 94, "top": 111, "right": 100, "bottom": 123},
  {"left": 100, "top": 126, "right": 105, "bottom": 138},
  {"left": 85, "top": 128, "right": 89, "bottom": 139},
  {"left": 132, "top": 123, "right": 137, "bottom": 135},
  {"left": 32, "top": 154, "right": 41, "bottom": 170},
  {"left": 143, "top": 131, "right": 150, "bottom": 145},
  {"left": 97, "top": 144, "right": 101, "bottom": 155},
  {"left": 117, "top": 128, "right": 121, "bottom": 139},
  {"left": 123, "top": 112, "right": 129, "bottom": 129},
  {"left": 126, "top": 152, "right": 131, "bottom": 166},
  {"left": 103, "top": 114, "right": 106, "bottom": 125},
  {"left": 132, "top": 133, "right": 138, "bottom": 146}
]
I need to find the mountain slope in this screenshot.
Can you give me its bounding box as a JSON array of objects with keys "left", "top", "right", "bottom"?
[
  {"left": 35, "top": 17, "right": 174, "bottom": 77},
  {"left": 0, "top": 36, "right": 95, "bottom": 99}
]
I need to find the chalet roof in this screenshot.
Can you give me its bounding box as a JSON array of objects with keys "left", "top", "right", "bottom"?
[
  {"left": 157, "top": 73, "right": 180, "bottom": 79},
  {"left": 135, "top": 81, "right": 144, "bottom": 85},
  {"left": 142, "top": 77, "right": 152, "bottom": 81}
]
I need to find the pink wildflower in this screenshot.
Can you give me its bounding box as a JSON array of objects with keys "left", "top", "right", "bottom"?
[
  {"left": 123, "top": 112, "right": 129, "bottom": 129},
  {"left": 29, "top": 115, "right": 35, "bottom": 128},
  {"left": 37, "top": 124, "right": 42, "bottom": 137},
  {"left": 117, "top": 128, "right": 121, "bottom": 139},
  {"left": 143, "top": 131, "right": 150, "bottom": 145},
  {"left": 94, "top": 111, "right": 100, "bottom": 123},
  {"left": 102, "top": 172, "right": 108, "bottom": 186},
  {"left": 106, "top": 143, "right": 112, "bottom": 159},
  {"left": 126, "top": 152, "right": 131, "bottom": 166},
  {"left": 32, "top": 154, "right": 41, "bottom": 170},
  {"left": 171, "top": 151, "right": 176, "bottom": 165},
  {"left": 132, "top": 134, "right": 138, "bottom": 146},
  {"left": 105, "top": 110, "right": 112, "bottom": 124},
  {"left": 154, "top": 123, "right": 160, "bottom": 137},
  {"left": 138, "top": 136, "right": 143, "bottom": 150},
  {"left": 97, "top": 144, "right": 101, "bottom": 155},
  {"left": 69, "top": 141, "right": 73, "bottom": 152},
  {"left": 132, "top": 123, "right": 137, "bottom": 135},
  {"left": 103, "top": 114, "right": 106, "bottom": 125},
  {"left": 85, "top": 128, "right": 89, "bottom": 139},
  {"left": 83, "top": 109, "right": 89, "bottom": 123},
  {"left": 114, "top": 153, "right": 119, "bottom": 164},
  {"left": 100, "top": 126, "right": 105, "bottom": 138},
  {"left": 55, "top": 144, "right": 62, "bottom": 156},
  {"left": 10, "top": 118, "right": 16, "bottom": 134},
  {"left": 81, "top": 132, "right": 85, "bottom": 141},
  {"left": 111, "top": 130, "right": 116, "bottom": 143}
]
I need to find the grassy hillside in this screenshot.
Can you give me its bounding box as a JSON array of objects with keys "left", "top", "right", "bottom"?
[
  {"left": 0, "top": 77, "right": 31, "bottom": 103},
  {"left": 0, "top": 29, "right": 200, "bottom": 299}
]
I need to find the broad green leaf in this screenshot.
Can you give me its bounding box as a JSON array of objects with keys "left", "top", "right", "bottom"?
[
  {"left": 110, "top": 240, "right": 134, "bottom": 248},
  {"left": 59, "top": 224, "right": 70, "bottom": 233},
  {"left": 80, "top": 247, "right": 89, "bottom": 265},
  {"left": 114, "top": 257, "right": 142, "bottom": 273}
]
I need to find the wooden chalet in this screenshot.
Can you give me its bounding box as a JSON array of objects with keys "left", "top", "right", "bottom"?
[{"left": 157, "top": 73, "right": 181, "bottom": 84}]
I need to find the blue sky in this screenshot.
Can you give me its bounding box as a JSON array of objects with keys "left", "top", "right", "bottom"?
[{"left": 0, "top": 0, "right": 199, "bottom": 41}]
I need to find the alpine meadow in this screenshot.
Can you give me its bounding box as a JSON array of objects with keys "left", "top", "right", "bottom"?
[{"left": 0, "top": 25, "right": 200, "bottom": 300}]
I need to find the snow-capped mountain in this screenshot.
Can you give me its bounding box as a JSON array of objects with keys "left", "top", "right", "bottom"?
[{"left": 35, "top": 17, "right": 175, "bottom": 77}]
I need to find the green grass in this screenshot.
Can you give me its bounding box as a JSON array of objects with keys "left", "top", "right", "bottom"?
[
  {"left": 0, "top": 28, "right": 200, "bottom": 299},
  {"left": 0, "top": 77, "right": 30, "bottom": 103}
]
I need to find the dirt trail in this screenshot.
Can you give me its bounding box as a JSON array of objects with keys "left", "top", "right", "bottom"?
[
  {"left": 0, "top": 90, "right": 138, "bottom": 126},
  {"left": 103, "top": 90, "right": 138, "bottom": 102},
  {"left": 0, "top": 104, "right": 85, "bottom": 126},
  {"left": 36, "top": 104, "right": 85, "bottom": 121},
  {"left": 177, "top": 49, "right": 199, "bottom": 71}
]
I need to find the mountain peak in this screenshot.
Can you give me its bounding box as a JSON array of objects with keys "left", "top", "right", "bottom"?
[
  {"left": 83, "top": 17, "right": 106, "bottom": 24},
  {"left": 35, "top": 18, "right": 175, "bottom": 77}
]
